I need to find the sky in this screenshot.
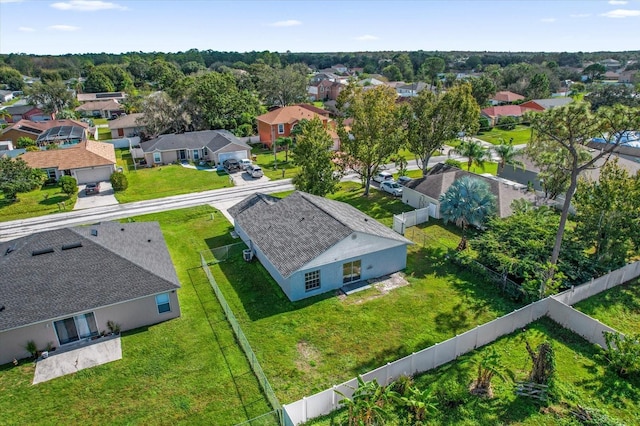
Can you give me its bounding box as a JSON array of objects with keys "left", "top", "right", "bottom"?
[{"left": 1, "top": 0, "right": 639, "bottom": 55}]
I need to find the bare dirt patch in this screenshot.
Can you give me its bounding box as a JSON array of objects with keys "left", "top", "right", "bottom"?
[
  {"left": 340, "top": 272, "right": 410, "bottom": 303},
  {"left": 296, "top": 340, "right": 321, "bottom": 372}
]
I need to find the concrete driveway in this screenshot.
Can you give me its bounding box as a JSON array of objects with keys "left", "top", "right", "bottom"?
[
  {"left": 231, "top": 170, "right": 270, "bottom": 187},
  {"left": 74, "top": 181, "right": 119, "bottom": 210}
]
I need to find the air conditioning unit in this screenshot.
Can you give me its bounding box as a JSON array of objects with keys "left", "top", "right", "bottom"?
[{"left": 243, "top": 249, "right": 254, "bottom": 262}]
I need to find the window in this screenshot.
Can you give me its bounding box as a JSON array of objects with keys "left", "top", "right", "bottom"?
[
  {"left": 203, "top": 147, "right": 208, "bottom": 156},
  {"left": 153, "top": 152, "right": 162, "bottom": 163},
  {"left": 277, "top": 123, "right": 285, "bottom": 134},
  {"left": 156, "top": 293, "right": 171, "bottom": 313},
  {"left": 343, "top": 260, "right": 362, "bottom": 284},
  {"left": 45, "top": 168, "right": 56, "bottom": 180},
  {"left": 193, "top": 149, "right": 199, "bottom": 160},
  {"left": 304, "top": 270, "right": 321, "bottom": 291}
]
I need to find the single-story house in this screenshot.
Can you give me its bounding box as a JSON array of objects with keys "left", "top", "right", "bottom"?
[
  {"left": 519, "top": 97, "right": 573, "bottom": 111},
  {"left": 1, "top": 104, "right": 52, "bottom": 123},
  {"left": 77, "top": 92, "right": 127, "bottom": 104},
  {"left": 402, "top": 163, "right": 536, "bottom": 219},
  {"left": 489, "top": 91, "right": 525, "bottom": 105},
  {"left": 0, "top": 90, "right": 14, "bottom": 103},
  {"left": 256, "top": 104, "right": 335, "bottom": 148},
  {"left": 0, "top": 221, "right": 181, "bottom": 365},
  {"left": 139, "top": 129, "right": 250, "bottom": 166},
  {"left": 108, "top": 113, "right": 145, "bottom": 138},
  {"left": 74, "top": 99, "right": 124, "bottom": 119},
  {"left": 20, "top": 140, "right": 116, "bottom": 183},
  {"left": 396, "top": 82, "right": 432, "bottom": 98},
  {"left": 481, "top": 105, "right": 533, "bottom": 126},
  {"left": 0, "top": 119, "right": 88, "bottom": 146},
  {"left": 35, "top": 124, "right": 88, "bottom": 147},
  {"left": 229, "top": 191, "right": 412, "bottom": 301}
]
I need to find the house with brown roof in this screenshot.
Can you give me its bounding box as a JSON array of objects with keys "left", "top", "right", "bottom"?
[
  {"left": 402, "top": 163, "right": 535, "bottom": 219},
  {"left": 490, "top": 91, "right": 525, "bottom": 105},
  {"left": 308, "top": 79, "right": 345, "bottom": 101},
  {"left": 108, "top": 113, "right": 145, "bottom": 138},
  {"left": 480, "top": 105, "right": 533, "bottom": 126},
  {"left": 0, "top": 119, "right": 88, "bottom": 145},
  {"left": 257, "top": 104, "right": 335, "bottom": 148},
  {"left": 1, "top": 104, "right": 52, "bottom": 123},
  {"left": 20, "top": 140, "right": 116, "bottom": 183},
  {"left": 519, "top": 98, "right": 573, "bottom": 112},
  {"left": 75, "top": 99, "right": 124, "bottom": 119},
  {"left": 77, "top": 92, "right": 127, "bottom": 104}
]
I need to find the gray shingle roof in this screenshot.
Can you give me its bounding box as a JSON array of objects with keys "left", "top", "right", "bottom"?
[
  {"left": 531, "top": 98, "right": 573, "bottom": 109},
  {"left": 0, "top": 222, "right": 180, "bottom": 332},
  {"left": 229, "top": 191, "right": 410, "bottom": 278},
  {"left": 140, "top": 130, "right": 249, "bottom": 153},
  {"left": 405, "top": 163, "right": 536, "bottom": 218}
]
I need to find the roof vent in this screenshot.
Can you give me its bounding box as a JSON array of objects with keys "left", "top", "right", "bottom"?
[
  {"left": 32, "top": 248, "right": 54, "bottom": 256},
  {"left": 121, "top": 228, "right": 125, "bottom": 231},
  {"left": 0, "top": 305, "right": 5, "bottom": 312},
  {"left": 91, "top": 229, "right": 98, "bottom": 236},
  {"left": 147, "top": 239, "right": 152, "bottom": 243},
  {"left": 4, "top": 245, "right": 15, "bottom": 256},
  {"left": 62, "top": 242, "right": 83, "bottom": 251}
]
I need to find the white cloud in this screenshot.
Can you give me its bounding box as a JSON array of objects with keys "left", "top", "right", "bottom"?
[
  {"left": 268, "top": 20, "right": 302, "bottom": 27},
  {"left": 48, "top": 25, "right": 81, "bottom": 31},
  {"left": 608, "top": 0, "right": 628, "bottom": 5},
  {"left": 18, "top": 26, "right": 35, "bottom": 32},
  {"left": 541, "top": 17, "right": 556, "bottom": 22},
  {"left": 355, "top": 34, "right": 379, "bottom": 41},
  {"left": 570, "top": 13, "right": 591, "bottom": 18},
  {"left": 601, "top": 8, "right": 640, "bottom": 17},
  {"left": 50, "top": 1, "right": 127, "bottom": 11}
]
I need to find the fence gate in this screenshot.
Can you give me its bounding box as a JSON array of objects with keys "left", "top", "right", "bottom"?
[{"left": 393, "top": 207, "right": 430, "bottom": 235}]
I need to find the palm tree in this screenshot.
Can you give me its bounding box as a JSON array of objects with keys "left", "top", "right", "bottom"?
[
  {"left": 450, "top": 139, "right": 491, "bottom": 171},
  {"left": 439, "top": 176, "right": 496, "bottom": 249},
  {"left": 493, "top": 138, "right": 525, "bottom": 173},
  {"left": 335, "top": 376, "right": 398, "bottom": 426}
]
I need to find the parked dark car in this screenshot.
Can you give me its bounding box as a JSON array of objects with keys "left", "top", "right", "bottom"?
[
  {"left": 223, "top": 158, "right": 240, "bottom": 172},
  {"left": 85, "top": 182, "right": 100, "bottom": 195}
]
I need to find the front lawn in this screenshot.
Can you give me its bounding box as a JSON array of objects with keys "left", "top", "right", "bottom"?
[
  {"left": 251, "top": 146, "right": 300, "bottom": 180},
  {"left": 113, "top": 150, "right": 233, "bottom": 203},
  {"left": 208, "top": 183, "right": 523, "bottom": 402},
  {"left": 0, "top": 185, "right": 76, "bottom": 222},
  {"left": 307, "top": 317, "right": 640, "bottom": 425},
  {"left": 477, "top": 125, "right": 532, "bottom": 145},
  {"left": 0, "top": 206, "right": 275, "bottom": 425},
  {"left": 573, "top": 278, "right": 640, "bottom": 336}
]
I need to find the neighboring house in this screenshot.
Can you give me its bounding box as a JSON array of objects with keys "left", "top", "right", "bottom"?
[
  {"left": 310, "top": 72, "right": 342, "bottom": 84},
  {"left": 481, "top": 105, "right": 532, "bottom": 126},
  {"left": 20, "top": 140, "right": 116, "bottom": 183},
  {"left": 489, "top": 91, "right": 525, "bottom": 105},
  {"left": 257, "top": 104, "right": 331, "bottom": 148},
  {"left": 402, "top": 163, "right": 535, "bottom": 218},
  {"left": 599, "top": 58, "right": 621, "bottom": 70},
  {"left": 0, "top": 119, "right": 88, "bottom": 145},
  {"left": 308, "top": 79, "right": 345, "bottom": 101},
  {"left": 0, "top": 140, "right": 15, "bottom": 151},
  {"left": 139, "top": 129, "right": 251, "bottom": 166},
  {"left": 519, "top": 97, "right": 573, "bottom": 111},
  {"left": 332, "top": 64, "right": 348, "bottom": 74},
  {"left": 618, "top": 70, "right": 638, "bottom": 84},
  {"left": 35, "top": 124, "right": 88, "bottom": 147},
  {"left": 75, "top": 99, "right": 124, "bottom": 119},
  {"left": 0, "top": 221, "right": 181, "bottom": 365},
  {"left": 396, "top": 82, "right": 432, "bottom": 98},
  {"left": 2, "top": 104, "right": 52, "bottom": 123},
  {"left": 108, "top": 112, "right": 145, "bottom": 138},
  {"left": 229, "top": 191, "right": 412, "bottom": 301},
  {"left": 77, "top": 92, "right": 127, "bottom": 104},
  {"left": 0, "top": 90, "right": 14, "bottom": 103}
]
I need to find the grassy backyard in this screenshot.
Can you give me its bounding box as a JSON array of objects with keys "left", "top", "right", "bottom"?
[
  {"left": 573, "top": 278, "right": 640, "bottom": 336},
  {"left": 477, "top": 125, "right": 532, "bottom": 145},
  {"left": 207, "top": 183, "right": 523, "bottom": 402},
  {"left": 307, "top": 317, "right": 640, "bottom": 425},
  {"left": 113, "top": 150, "right": 233, "bottom": 203},
  {"left": 0, "top": 184, "right": 76, "bottom": 222},
  {"left": 0, "top": 206, "right": 275, "bottom": 425}
]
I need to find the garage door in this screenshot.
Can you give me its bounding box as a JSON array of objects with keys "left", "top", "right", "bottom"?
[
  {"left": 217, "top": 150, "right": 248, "bottom": 165},
  {"left": 74, "top": 167, "right": 114, "bottom": 184}
]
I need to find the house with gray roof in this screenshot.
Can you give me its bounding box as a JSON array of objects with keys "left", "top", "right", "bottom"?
[
  {"left": 0, "top": 222, "right": 181, "bottom": 365},
  {"left": 139, "top": 129, "right": 251, "bottom": 166},
  {"left": 402, "top": 163, "right": 536, "bottom": 219},
  {"left": 229, "top": 191, "right": 412, "bottom": 301}
]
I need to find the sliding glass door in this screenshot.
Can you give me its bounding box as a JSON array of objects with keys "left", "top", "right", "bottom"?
[{"left": 54, "top": 313, "right": 98, "bottom": 345}]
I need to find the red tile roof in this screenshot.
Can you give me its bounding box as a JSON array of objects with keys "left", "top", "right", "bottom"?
[
  {"left": 491, "top": 91, "right": 525, "bottom": 103},
  {"left": 257, "top": 105, "right": 329, "bottom": 125},
  {"left": 481, "top": 105, "right": 530, "bottom": 118}
]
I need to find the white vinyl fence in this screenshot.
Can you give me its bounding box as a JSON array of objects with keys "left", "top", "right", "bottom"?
[
  {"left": 393, "top": 207, "right": 429, "bottom": 235},
  {"left": 283, "top": 261, "right": 640, "bottom": 426}
]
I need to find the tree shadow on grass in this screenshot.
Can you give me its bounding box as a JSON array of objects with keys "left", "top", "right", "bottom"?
[
  {"left": 406, "top": 246, "right": 453, "bottom": 279},
  {"left": 38, "top": 194, "right": 71, "bottom": 206}
]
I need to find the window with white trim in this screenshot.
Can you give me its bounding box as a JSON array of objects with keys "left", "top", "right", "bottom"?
[
  {"left": 153, "top": 152, "right": 162, "bottom": 163},
  {"left": 156, "top": 293, "right": 171, "bottom": 313},
  {"left": 343, "top": 260, "right": 361, "bottom": 284},
  {"left": 277, "top": 123, "right": 285, "bottom": 134},
  {"left": 45, "top": 168, "right": 57, "bottom": 180},
  {"left": 304, "top": 270, "right": 321, "bottom": 291}
]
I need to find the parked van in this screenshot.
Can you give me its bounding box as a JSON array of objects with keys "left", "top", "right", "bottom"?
[
  {"left": 373, "top": 171, "right": 393, "bottom": 183},
  {"left": 246, "top": 164, "right": 264, "bottom": 178}
]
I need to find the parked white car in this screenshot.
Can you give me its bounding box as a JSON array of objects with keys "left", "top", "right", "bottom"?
[
  {"left": 380, "top": 180, "right": 403, "bottom": 197},
  {"left": 246, "top": 164, "right": 264, "bottom": 178},
  {"left": 239, "top": 158, "right": 252, "bottom": 170},
  {"left": 373, "top": 171, "right": 393, "bottom": 183}
]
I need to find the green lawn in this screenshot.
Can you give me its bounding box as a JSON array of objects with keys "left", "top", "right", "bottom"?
[
  {"left": 307, "top": 317, "right": 640, "bottom": 425},
  {"left": 96, "top": 126, "right": 111, "bottom": 140},
  {"left": 573, "top": 278, "right": 640, "bottom": 336},
  {"left": 251, "top": 146, "right": 300, "bottom": 180},
  {"left": 477, "top": 125, "right": 532, "bottom": 145},
  {"left": 113, "top": 150, "right": 234, "bottom": 203},
  {"left": 0, "top": 185, "right": 76, "bottom": 222},
  {"left": 0, "top": 206, "right": 275, "bottom": 425},
  {"left": 207, "top": 183, "right": 523, "bottom": 402}
]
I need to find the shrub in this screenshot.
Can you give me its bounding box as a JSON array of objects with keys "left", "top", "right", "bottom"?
[
  {"left": 110, "top": 171, "right": 128, "bottom": 191},
  {"left": 58, "top": 175, "right": 77, "bottom": 196},
  {"left": 497, "top": 116, "right": 517, "bottom": 131},
  {"left": 444, "top": 158, "right": 462, "bottom": 169},
  {"left": 602, "top": 332, "right": 640, "bottom": 377},
  {"left": 25, "top": 340, "right": 37, "bottom": 358}
]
